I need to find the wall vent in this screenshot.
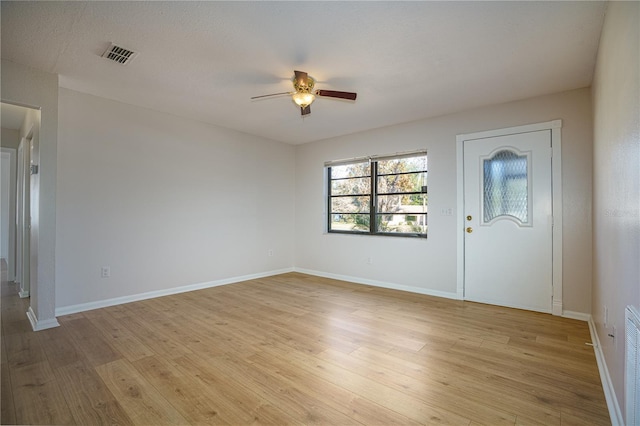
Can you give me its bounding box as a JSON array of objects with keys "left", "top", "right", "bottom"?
[{"left": 101, "top": 43, "right": 138, "bottom": 65}]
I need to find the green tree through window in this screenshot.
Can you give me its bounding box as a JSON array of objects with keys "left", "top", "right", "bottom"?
[{"left": 327, "top": 152, "right": 427, "bottom": 237}]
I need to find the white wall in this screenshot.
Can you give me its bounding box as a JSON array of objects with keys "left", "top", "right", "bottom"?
[
  {"left": 591, "top": 0, "right": 640, "bottom": 416},
  {"left": 1, "top": 59, "right": 58, "bottom": 329},
  {"left": 56, "top": 88, "right": 295, "bottom": 310},
  {"left": 295, "top": 88, "right": 593, "bottom": 314},
  {"left": 1, "top": 128, "right": 20, "bottom": 149}
]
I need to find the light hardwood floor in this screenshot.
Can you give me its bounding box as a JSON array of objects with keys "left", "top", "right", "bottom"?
[{"left": 1, "top": 272, "right": 609, "bottom": 425}]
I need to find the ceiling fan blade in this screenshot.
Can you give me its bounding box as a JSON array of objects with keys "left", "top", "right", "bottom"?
[
  {"left": 294, "top": 70, "right": 308, "bottom": 87},
  {"left": 301, "top": 105, "right": 311, "bottom": 116},
  {"left": 316, "top": 90, "right": 357, "bottom": 101},
  {"left": 250, "top": 92, "right": 293, "bottom": 100}
]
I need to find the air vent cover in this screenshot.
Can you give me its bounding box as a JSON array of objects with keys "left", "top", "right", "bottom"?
[{"left": 101, "top": 43, "right": 138, "bottom": 65}]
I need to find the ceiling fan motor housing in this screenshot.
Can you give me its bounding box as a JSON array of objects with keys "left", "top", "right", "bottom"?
[{"left": 293, "top": 76, "right": 315, "bottom": 93}]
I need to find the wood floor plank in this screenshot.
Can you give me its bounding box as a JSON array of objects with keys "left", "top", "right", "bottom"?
[
  {"left": 177, "top": 351, "right": 357, "bottom": 425},
  {"left": 136, "top": 354, "right": 292, "bottom": 425},
  {"left": 133, "top": 354, "right": 243, "bottom": 424},
  {"left": 37, "top": 324, "right": 83, "bottom": 370},
  {"left": 322, "top": 353, "right": 507, "bottom": 424},
  {"left": 95, "top": 358, "right": 188, "bottom": 425},
  {"left": 112, "top": 313, "right": 195, "bottom": 359},
  {"left": 560, "top": 405, "right": 612, "bottom": 425},
  {"left": 258, "top": 340, "right": 475, "bottom": 425},
  {"left": 55, "top": 360, "right": 134, "bottom": 425},
  {"left": 247, "top": 349, "right": 424, "bottom": 425},
  {"left": 83, "top": 310, "right": 156, "bottom": 362},
  {"left": 347, "top": 345, "right": 562, "bottom": 424},
  {"left": 1, "top": 272, "right": 610, "bottom": 425},
  {"left": 63, "top": 317, "right": 123, "bottom": 367},
  {"left": 387, "top": 339, "right": 607, "bottom": 420},
  {"left": 0, "top": 360, "right": 16, "bottom": 424},
  {"left": 3, "top": 323, "right": 48, "bottom": 369},
  {"left": 10, "top": 361, "right": 75, "bottom": 425}
]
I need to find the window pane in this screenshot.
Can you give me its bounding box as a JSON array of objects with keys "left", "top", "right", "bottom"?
[
  {"left": 331, "top": 196, "right": 370, "bottom": 214},
  {"left": 330, "top": 162, "right": 371, "bottom": 179},
  {"left": 377, "top": 172, "right": 426, "bottom": 194},
  {"left": 331, "top": 177, "right": 371, "bottom": 196},
  {"left": 330, "top": 214, "right": 370, "bottom": 232},
  {"left": 376, "top": 214, "right": 427, "bottom": 234},
  {"left": 326, "top": 152, "right": 428, "bottom": 237},
  {"left": 377, "top": 194, "right": 427, "bottom": 214},
  {"left": 377, "top": 156, "right": 427, "bottom": 175},
  {"left": 483, "top": 150, "right": 528, "bottom": 223}
]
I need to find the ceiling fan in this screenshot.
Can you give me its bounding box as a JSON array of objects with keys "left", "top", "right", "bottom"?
[{"left": 251, "top": 70, "right": 357, "bottom": 116}]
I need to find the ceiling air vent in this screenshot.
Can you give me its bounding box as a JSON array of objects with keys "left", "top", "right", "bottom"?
[{"left": 101, "top": 43, "right": 138, "bottom": 65}]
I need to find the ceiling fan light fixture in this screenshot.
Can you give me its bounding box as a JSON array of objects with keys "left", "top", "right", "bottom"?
[{"left": 292, "top": 92, "right": 315, "bottom": 108}]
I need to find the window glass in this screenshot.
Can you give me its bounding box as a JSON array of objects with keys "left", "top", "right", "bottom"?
[
  {"left": 483, "top": 150, "right": 528, "bottom": 223},
  {"left": 328, "top": 153, "right": 427, "bottom": 237}
]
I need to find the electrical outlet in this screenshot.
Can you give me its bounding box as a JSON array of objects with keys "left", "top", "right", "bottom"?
[
  {"left": 440, "top": 208, "right": 453, "bottom": 216},
  {"left": 366, "top": 257, "right": 372, "bottom": 265},
  {"left": 268, "top": 249, "right": 274, "bottom": 257},
  {"left": 101, "top": 266, "right": 111, "bottom": 278}
]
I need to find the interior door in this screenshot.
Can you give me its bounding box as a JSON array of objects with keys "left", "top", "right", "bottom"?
[{"left": 463, "top": 130, "right": 552, "bottom": 313}]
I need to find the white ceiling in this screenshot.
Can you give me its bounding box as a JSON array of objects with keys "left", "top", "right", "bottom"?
[{"left": 1, "top": 1, "right": 606, "bottom": 144}]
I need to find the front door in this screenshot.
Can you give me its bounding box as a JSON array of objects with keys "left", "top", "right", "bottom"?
[{"left": 463, "top": 129, "right": 553, "bottom": 313}]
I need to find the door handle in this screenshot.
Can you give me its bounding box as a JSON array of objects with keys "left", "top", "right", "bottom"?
[{"left": 466, "top": 227, "right": 473, "bottom": 233}]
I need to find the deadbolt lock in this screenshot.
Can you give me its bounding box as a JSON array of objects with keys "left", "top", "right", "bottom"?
[
  {"left": 466, "top": 227, "right": 473, "bottom": 233},
  {"left": 466, "top": 215, "right": 472, "bottom": 221}
]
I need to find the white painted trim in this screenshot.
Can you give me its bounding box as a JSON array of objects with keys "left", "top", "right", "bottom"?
[
  {"left": 550, "top": 124, "right": 563, "bottom": 315},
  {"left": 561, "top": 310, "right": 591, "bottom": 322},
  {"left": 55, "top": 268, "right": 294, "bottom": 316},
  {"left": 456, "top": 120, "right": 562, "bottom": 141},
  {"left": 553, "top": 299, "right": 564, "bottom": 317},
  {"left": 18, "top": 289, "right": 29, "bottom": 298},
  {"left": 588, "top": 315, "right": 624, "bottom": 425},
  {"left": 456, "top": 120, "right": 563, "bottom": 314},
  {"left": 295, "top": 268, "right": 460, "bottom": 300},
  {"left": 455, "top": 132, "right": 465, "bottom": 299},
  {"left": 26, "top": 306, "right": 60, "bottom": 331}
]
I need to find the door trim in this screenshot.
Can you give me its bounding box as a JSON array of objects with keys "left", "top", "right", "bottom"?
[{"left": 456, "top": 120, "right": 563, "bottom": 315}]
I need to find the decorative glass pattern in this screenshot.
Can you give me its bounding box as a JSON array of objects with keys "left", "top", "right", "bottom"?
[{"left": 483, "top": 150, "right": 528, "bottom": 223}]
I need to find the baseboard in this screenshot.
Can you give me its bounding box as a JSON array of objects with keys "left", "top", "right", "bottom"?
[
  {"left": 294, "top": 268, "right": 460, "bottom": 300},
  {"left": 587, "top": 315, "right": 624, "bottom": 425},
  {"left": 26, "top": 306, "right": 60, "bottom": 331},
  {"left": 55, "top": 267, "right": 294, "bottom": 317},
  {"left": 18, "top": 289, "right": 29, "bottom": 298},
  {"left": 561, "top": 310, "right": 591, "bottom": 321}
]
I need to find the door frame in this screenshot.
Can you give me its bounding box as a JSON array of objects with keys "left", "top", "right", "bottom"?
[
  {"left": 16, "top": 135, "right": 32, "bottom": 298},
  {"left": 456, "top": 120, "right": 563, "bottom": 315}
]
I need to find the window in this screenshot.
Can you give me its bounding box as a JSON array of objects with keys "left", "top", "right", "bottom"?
[{"left": 326, "top": 151, "right": 428, "bottom": 237}]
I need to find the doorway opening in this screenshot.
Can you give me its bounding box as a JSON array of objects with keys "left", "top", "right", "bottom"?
[{"left": 1, "top": 102, "right": 41, "bottom": 303}]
